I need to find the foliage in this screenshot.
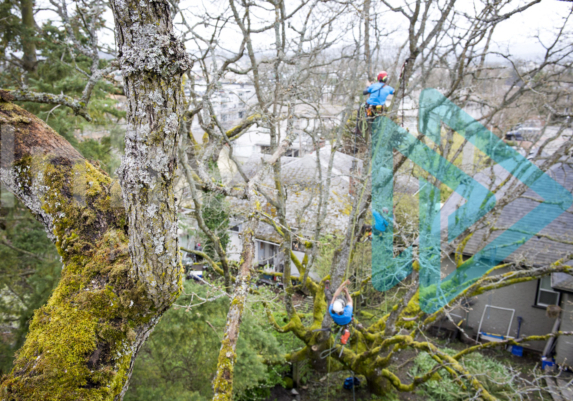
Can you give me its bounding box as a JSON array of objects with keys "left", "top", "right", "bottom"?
[
  {"left": 199, "top": 193, "right": 230, "bottom": 260},
  {"left": 0, "top": 0, "right": 38, "bottom": 60},
  {"left": 410, "top": 348, "right": 520, "bottom": 401},
  {"left": 125, "top": 281, "right": 287, "bottom": 401},
  {"left": 0, "top": 199, "right": 61, "bottom": 375},
  {"left": 313, "top": 235, "right": 343, "bottom": 279},
  {"left": 1, "top": 22, "right": 123, "bottom": 142},
  {"left": 0, "top": 8, "right": 125, "bottom": 159}
]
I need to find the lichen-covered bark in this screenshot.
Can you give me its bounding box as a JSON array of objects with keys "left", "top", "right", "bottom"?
[
  {"left": 4, "top": 90, "right": 92, "bottom": 121},
  {"left": 0, "top": 1, "right": 191, "bottom": 394},
  {"left": 110, "top": 0, "right": 191, "bottom": 309},
  {"left": 0, "top": 101, "right": 162, "bottom": 400},
  {"left": 212, "top": 224, "right": 255, "bottom": 401}
]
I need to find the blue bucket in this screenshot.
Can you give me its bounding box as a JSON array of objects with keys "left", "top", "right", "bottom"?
[
  {"left": 542, "top": 357, "right": 555, "bottom": 370},
  {"left": 511, "top": 346, "right": 523, "bottom": 357}
]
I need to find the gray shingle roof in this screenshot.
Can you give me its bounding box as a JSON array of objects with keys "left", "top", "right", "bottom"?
[
  {"left": 441, "top": 161, "right": 573, "bottom": 291},
  {"left": 228, "top": 147, "right": 360, "bottom": 241}
]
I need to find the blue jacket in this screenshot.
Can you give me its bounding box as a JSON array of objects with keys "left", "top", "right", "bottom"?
[
  {"left": 364, "top": 83, "right": 394, "bottom": 106},
  {"left": 329, "top": 304, "right": 353, "bottom": 326},
  {"left": 373, "top": 210, "right": 391, "bottom": 233}
]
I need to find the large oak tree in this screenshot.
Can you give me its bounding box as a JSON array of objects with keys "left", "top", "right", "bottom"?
[{"left": 0, "top": 0, "right": 190, "bottom": 398}]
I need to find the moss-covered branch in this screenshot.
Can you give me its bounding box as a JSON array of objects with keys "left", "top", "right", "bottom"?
[
  {"left": 180, "top": 247, "right": 226, "bottom": 277},
  {"left": 422, "top": 257, "right": 573, "bottom": 328},
  {"left": 0, "top": 101, "right": 161, "bottom": 399},
  {"left": 453, "top": 331, "right": 573, "bottom": 360},
  {"left": 212, "top": 222, "right": 255, "bottom": 401},
  {"left": 0, "top": 0, "right": 192, "bottom": 396},
  {"left": 226, "top": 113, "right": 261, "bottom": 140}
]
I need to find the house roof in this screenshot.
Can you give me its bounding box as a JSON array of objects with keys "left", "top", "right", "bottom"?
[
  {"left": 227, "top": 147, "right": 361, "bottom": 242},
  {"left": 552, "top": 272, "right": 573, "bottom": 292},
  {"left": 441, "top": 161, "right": 573, "bottom": 291}
]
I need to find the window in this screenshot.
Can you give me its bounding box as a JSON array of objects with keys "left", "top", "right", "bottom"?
[
  {"left": 238, "top": 111, "right": 245, "bottom": 118},
  {"left": 535, "top": 276, "right": 560, "bottom": 307},
  {"left": 285, "top": 149, "right": 299, "bottom": 157},
  {"left": 260, "top": 145, "right": 272, "bottom": 154},
  {"left": 292, "top": 239, "right": 303, "bottom": 251}
]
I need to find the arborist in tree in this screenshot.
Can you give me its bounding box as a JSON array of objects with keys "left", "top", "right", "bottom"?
[
  {"left": 363, "top": 71, "right": 395, "bottom": 116},
  {"left": 372, "top": 207, "right": 393, "bottom": 237},
  {"left": 328, "top": 279, "right": 353, "bottom": 326}
]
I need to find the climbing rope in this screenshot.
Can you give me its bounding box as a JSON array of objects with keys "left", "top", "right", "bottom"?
[
  {"left": 318, "top": 325, "right": 357, "bottom": 401},
  {"left": 352, "top": 369, "right": 356, "bottom": 401},
  {"left": 326, "top": 349, "right": 330, "bottom": 401},
  {"left": 316, "top": 322, "right": 363, "bottom": 400},
  {"left": 342, "top": 62, "right": 410, "bottom": 283},
  {"left": 399, "top": 58, "right": 410, "bottom": 127},
  {"left": 317, "top": 326, "right": 345, "bottom": 359}
]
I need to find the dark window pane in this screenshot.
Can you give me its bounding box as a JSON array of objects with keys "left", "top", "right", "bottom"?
[{"left": 538, "top": 290, "right": 558, "bottom": 306}]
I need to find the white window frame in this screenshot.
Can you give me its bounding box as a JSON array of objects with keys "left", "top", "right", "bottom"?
[{"left": 536, "top": 276, "right": 560, "bottom": 307}]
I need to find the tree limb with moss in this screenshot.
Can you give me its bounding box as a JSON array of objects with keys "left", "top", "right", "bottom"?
[{"left": 0, "top": 0, "right": 190, "bottom": 398}]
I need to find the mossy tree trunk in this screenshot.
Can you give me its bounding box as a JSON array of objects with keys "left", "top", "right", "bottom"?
[{"left": 0, "top": 0, "right": 191, "bottom": 398}]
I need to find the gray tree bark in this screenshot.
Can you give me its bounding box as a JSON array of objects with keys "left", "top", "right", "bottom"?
[{"left": 0, "top": 0, "right": 191, "bottom": 398}]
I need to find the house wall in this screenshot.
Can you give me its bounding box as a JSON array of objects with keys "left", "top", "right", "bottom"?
[
  {"left": 226, "top": 231, "right": 304, "bottom": 277},
  {"left": 443, "top": 259, "right": 557, "bottom": 352},
  {"left": 227, "top": 231, "right": 242, "bottom": 261},
  {"left": 556, "top": 292, "right": 573, "bottom": 365},
  {"left": 462, "top": 278, "right": 554, "bottom": 351}
]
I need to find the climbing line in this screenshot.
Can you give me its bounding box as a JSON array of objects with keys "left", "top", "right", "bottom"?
[
  {"left": 326, "top": 345, "right": 330, "bottom": 401},
  {"left": 318, "top": 326, "right": 345, "bottom": 359},
  {"left": 352, "top": 369, "right": 356, "bottom": 401},
  {"left": 342, "top": 69, "right": 408, "bottom": 282},
  {"left": 399, "top": 58, "right": 410, "bottom": 127}
]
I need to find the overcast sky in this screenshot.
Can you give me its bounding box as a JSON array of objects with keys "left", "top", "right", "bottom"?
[
  {"left": 487, "top": 0, "right": 573, "bottom": 59},
  {"left": 37, "top": 0, "right": 572, "bottom": 61}
]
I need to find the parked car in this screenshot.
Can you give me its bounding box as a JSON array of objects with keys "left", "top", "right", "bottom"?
[
  {"left": 505, "top": 127, "right": 524, "bottom": 141},
  {"left": 506, "top": 122, "right": 542, "bottom": 142},
  {"left": 187, "top": 270, "right": 204, "bottom": 281}
]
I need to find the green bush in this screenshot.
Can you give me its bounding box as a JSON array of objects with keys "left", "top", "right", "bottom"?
[
  {"left": 410, "top": 348, "right": 519, "bottom": 400},
  {"left": 125, "top": 281, "right": 287, "bottom": 401}
]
